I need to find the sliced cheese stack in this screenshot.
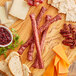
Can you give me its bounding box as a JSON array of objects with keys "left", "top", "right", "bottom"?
[
  {"left": 0, "top": 52, "right": 31, "bottom": 76},
  {"left": 0, "top": 1, "right": 17, "bottom": 27},
  {"left": 0, "top": 6, "right": 12, "bottom": 24},
  {"left": 5, "top": 1, "right": 18, "bottom": 23},
  {"left": 53, "top": 44, "right": 70, "bottom": 75},
  {"left": 9, "top": 0, "right": 30, "bottom": 20},
  {"left": 0, "top": 0, "right": 30, "bottom": 27},
  {"left": 43, "top": 58, "right": 55, "bottom": 76},
  {"left": 43, "top": 44, "right": 70, "bottom": 76}
]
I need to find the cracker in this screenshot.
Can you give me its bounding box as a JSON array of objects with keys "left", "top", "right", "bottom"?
[
  {"left": 51, "top": 3, "right": 59, "bottom": 9},
  {"left": 51, "top": 0, "right": 64, "bottom": 9},
  {"left": 52, "top": 0, "right": 64, "bottom": 3},
  {"left": 66, "top": 11, "right": 76, "bottom": 22},
  {"left": 50, "top": 0, "right": 76, "bottom": 22},
  {"left": 66, "top": 0, "right": 76, "bottom": 10},
  {"left": 58, "top": 1, "right": 68, "bottom": 14}
]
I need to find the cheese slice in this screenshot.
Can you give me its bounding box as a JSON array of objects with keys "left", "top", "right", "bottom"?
[
  {"left": 5, "top": 1, "right": 12, "bottom": 16},
  {"left": 5, "top": 1, "right": 18, "bottom": 20},
  {"left": 43, "top": 59, "right": 54, "bottom": 76},
  {"left": 5, "top": 1, "right": 18, "bottom": 27},
  {"left": 0, "top": 6, "right": 11, "bottom": 24},
  {"left": 54, "top": 55, "right": 60, "bottom": 66},
  {"left": 55, "top": 63, "right": 58, "bottom": 72},
  {"left": 53, "top": 44, "right": 70, "bottom": 65},
  {"left": 58, "top": 60, "right": 68, "bottom": 74},
  {"left": 9, "top": 0, "right": 30, "bottom": 20},
  {"left": 54, "top": 68, "right": 57, "bottom": 76},
  {"left": 58, "top": 74, "right": 67, "bottom": 76}
]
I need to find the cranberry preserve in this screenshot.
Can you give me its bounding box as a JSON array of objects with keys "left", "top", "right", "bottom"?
[{"left": 0, "top": 27, "right": 11, "bottom": 45}]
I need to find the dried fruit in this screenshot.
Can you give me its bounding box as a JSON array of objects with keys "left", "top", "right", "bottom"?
[{"left": 60, "top": 24, "right": 76, "bottom": 49}]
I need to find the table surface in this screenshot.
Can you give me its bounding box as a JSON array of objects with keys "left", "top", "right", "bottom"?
[{"left": 0, "top": 0, "right": 76, "bottom": 76}]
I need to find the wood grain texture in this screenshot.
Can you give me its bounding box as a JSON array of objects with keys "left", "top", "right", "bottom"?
[{"left": 0, "top": 0, "right": 76, "bottom": 76}]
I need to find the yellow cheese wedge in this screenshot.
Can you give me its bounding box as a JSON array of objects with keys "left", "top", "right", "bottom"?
[
  {"left": 54, "top": 55, "right": 60, "bottom": 66},
  {"left": 9, "top": 0, "right": 30, "bottom": 20},
  {"left": 58, "top": 73, "right": 67, "bottom": 76},
  {"left": 55, "top": 62, "right": 59, "bottom": 73},
  {"left": 54, "top": 68, "right": 57, "bottom": 76},
  {"left": 58, "top": 60, "right": 68, "bottom": 74},
  {"left": 43, "top": 59, "right": 54, "bottom": 76},
  {"left": 53, "top": 44, "right": 70, "bottom": 65}
]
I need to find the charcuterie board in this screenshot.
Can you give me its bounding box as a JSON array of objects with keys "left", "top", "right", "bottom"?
[{"left": 0, "top": 0, "right": 76, "bottom": 76}]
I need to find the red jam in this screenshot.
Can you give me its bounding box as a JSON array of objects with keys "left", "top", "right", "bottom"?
[{"left": 0, "top": 27, "right": 11, "bottom": 45}]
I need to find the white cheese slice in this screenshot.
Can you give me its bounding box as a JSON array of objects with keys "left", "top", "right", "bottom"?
[
  {"left": 0, "top": 6, "right": 12, "bottom": 24},
  {"left": 5, "top": 1, "right": 18, "bottom": 27},
  {"left": 5, "top": 1, "right": 18, "bottom": 21},
  {"left": 5, "top": 1, "right": 12, "bottom": 16},
  {"left": 9, "top": 0, "right": 30, "bottom": 20}
]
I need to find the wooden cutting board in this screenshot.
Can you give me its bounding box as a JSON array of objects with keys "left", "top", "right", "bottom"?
[{"left": 0, "top": 0, "right": 76, "bottom": 76}]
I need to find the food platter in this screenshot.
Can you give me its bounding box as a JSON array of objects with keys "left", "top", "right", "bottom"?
[{"left": 0, "top": 0, "right": 76, "bottom": 76}]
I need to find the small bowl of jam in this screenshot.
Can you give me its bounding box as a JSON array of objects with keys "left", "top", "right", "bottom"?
[{"left": 0, "top": 25, "right": 13, "bottom": 47}]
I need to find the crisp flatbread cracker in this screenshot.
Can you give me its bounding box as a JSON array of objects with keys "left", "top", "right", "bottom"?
[
  {"left": 66, "top": 11, "right": 76, "bottom": 22},
  {"left": 58, "top": 0, "right": 76, "bottom": 13},
  {"left": 58, "top": 1, "right": 68, "bottom": 14},
  {"left": 51, "top": 3, "right": 59, "bottom": 9},
  {"left": 52, "top": 0, "right": 64, "bottom": 3},
  {"left": 51, "top": 0, "right": 65, "bottom": 9},
  {"left": 66, "top": 0, "right": 76, "bottom": 10},
  {"left": 48, "top": 0, "right": 76, "bottom": 22}
]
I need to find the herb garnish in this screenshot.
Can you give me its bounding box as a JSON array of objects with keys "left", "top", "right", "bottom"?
[{"left": 0, "top": 28, "right": 23, "bottom": 57}]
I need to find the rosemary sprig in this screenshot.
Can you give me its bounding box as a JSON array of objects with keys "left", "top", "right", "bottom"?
[{"left": 0, "top": 28, "right": 23, "bottom": 57}]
